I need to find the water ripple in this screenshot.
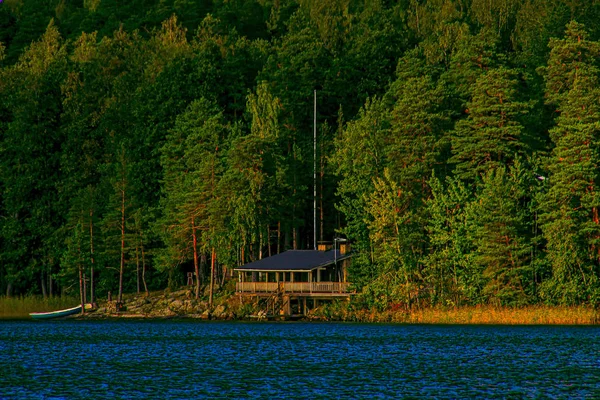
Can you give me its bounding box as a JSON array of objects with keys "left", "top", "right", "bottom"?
[{"left": 1, "top": 322, "right": 600, "bottom": 398}]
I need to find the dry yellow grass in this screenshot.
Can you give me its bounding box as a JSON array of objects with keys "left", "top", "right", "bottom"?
[
  {"left": 354, "top": 305, "right": 600, "bottom": 325},
  {"left": 404, "top": 305, "right": 600, "bottom": 325}
]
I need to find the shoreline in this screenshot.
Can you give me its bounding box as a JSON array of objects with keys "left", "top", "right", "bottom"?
[
  {"left": 77, "top": 307, "right": 600, "bottom": 325},
  {"left": 4, "top": 288, "right": 599, "bottom": 325},
  {"left": 82, "top": 289, "right": 600, "bottom": 325}
]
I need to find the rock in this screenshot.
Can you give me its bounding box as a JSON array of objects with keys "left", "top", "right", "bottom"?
[
  {"left": 141, "top": 305, "right": 154, "bottom": 313},
  {"left": 128, "top": 299, "right": 145, "bottom": 309},
  {"left": 157, "top": 298, "right": 169, "bottom": 307},
  {"left": 170, "top": 289, "right": 192, "bottom": 298},
  {"left": 213, "top": 304, "right": 226, "bottom": 318},
  {"left": 189, "top": 302, "right": 205, "bottom": 314},
  {"left": 169, "top": 299, "right": 183, "bottom": 312}
]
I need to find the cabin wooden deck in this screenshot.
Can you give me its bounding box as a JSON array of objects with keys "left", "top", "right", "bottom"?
[
  {"left": 237, "top": 281, "right": 351, "bottom": 318},
  {"left": 236, "top": 281, "right": 351, "bottom": 297}
]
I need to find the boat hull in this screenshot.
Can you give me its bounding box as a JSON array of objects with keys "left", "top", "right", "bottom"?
[{"left": 29, "top": 305, "right": 84, "bottom": 320}]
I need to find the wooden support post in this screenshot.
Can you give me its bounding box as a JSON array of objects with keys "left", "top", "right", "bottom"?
[
  {"left": 283, "top": 295, "right": 290, "bottom": 316},
  {"left": 303, "top": 297, "right": 307, "bottom": 316}
]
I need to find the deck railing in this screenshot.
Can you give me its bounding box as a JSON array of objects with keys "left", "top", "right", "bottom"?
[{"left": 236, "top": 281, "right": 350, "bottom": 294}]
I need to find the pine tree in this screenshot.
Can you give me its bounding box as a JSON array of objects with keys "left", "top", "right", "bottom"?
[
  {"left": 386, "top": 51, "right": 449, "bottom": 197},
  {"left": 159, "top": 98, "right": 226, "bottom": 299},
  {"left": 450, "top": 66, "right": 533, "bottom": 181},
  {"left": 0, "top": 21, "right": 67, "bottom": 296},
  {"left": 469, "top": 164, "right": 532, "bottom": 306},
  {"left": 538, "top": 21, "right": 600, "bottom": 305}
]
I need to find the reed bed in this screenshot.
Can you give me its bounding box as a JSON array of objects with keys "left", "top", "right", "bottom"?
[
  {"left": 404, "top": 305, "right": 599, "bottom": 325},
  {"left": 0, "top": 296, "right": 80, "bottom": 318},
  {"left": 346, "top": 305, "right": 600, "bottom": 325}
]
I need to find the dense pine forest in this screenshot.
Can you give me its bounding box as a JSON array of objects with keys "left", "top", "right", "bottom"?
[{"left": 2, "top": 0, "right": 600, "bottom": 309}]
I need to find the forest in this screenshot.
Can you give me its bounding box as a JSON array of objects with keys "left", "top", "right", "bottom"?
[{"left": 2, "top": 0, "right": 600, "bottom": 309}]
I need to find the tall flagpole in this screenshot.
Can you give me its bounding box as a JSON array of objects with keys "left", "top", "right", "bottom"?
[{"left": 314, "top": 89, "right": 317, "bottom": 251}]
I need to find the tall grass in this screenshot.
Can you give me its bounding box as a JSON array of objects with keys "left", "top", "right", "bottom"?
[
  {"left": 0, "top": 296, "right": 80, "bottom": 318},
  {"left": 404, "top": 305, "right": 600, "bottom": 325},
  {"left": 351, "top": 305, "right": 600, "bottom": 325},
  {"left": 400, "top": 306, "right": 599, "bottom": 325},
  {"left": 312, "top": 302, "right": 600, "bottom": 324}
]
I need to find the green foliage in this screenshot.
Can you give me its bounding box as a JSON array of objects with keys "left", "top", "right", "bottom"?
[
  {"left": 469, "top": 163, "right": 533, "bottom": 306},
  {"left": 158, "top": 97, "right": 227, "bottom": 293},
  {"left": 538, "top": 21, "right": 600, "bottom": 305},
  {"left": 449, "top": 66, "right": 534, "bottom": 181},
  {"left": 223, "top": 82, "right": 287, "bottom": 261},
  {"left": 422, "top": 175, "right": 477, "bottom": 306},
  {"left": 332, "top": 97, "right": 388, "bottom": 285}
]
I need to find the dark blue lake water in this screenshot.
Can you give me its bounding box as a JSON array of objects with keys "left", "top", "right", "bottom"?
[{"left": 0, "top": 321, "right": 599, "bottom": 399}]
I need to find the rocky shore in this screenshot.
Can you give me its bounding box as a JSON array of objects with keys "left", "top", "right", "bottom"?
[{"left": 81, "top": 286, "right": 248, "bottom": 320}]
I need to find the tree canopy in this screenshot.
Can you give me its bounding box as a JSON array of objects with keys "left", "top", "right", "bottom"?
[{"left": 2, "top": 0, "right": 600, "bottom": 308}]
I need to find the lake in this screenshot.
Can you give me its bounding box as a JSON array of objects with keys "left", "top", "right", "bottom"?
[{"left": 1, "top": 321, "right": 599, "bottom": 398}]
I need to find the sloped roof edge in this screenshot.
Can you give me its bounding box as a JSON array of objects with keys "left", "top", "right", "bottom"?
[{"left": 234, "top": 249, "right": 352, "bottom": 272}]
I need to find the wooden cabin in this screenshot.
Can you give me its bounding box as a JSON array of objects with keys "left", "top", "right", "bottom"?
[{"left": 235, "top": 244, "right": 352, "bottom": 317}]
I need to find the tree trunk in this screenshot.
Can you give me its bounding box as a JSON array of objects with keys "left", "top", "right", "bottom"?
[
  {"left": 78, "top": 263, "right": 85, "bottom": 315},
  {"left": 40, "top": 271, "right": 48, "bottom": 299},
  {"left": 192, "top": 216, "right": 200, "bottom": 299},
  {"left": 141, "top": 241, "right": 149, "bottom": 296},
  {"left": 89, "top": 211, "right": 95, "bottom": 304},
  {"left": 118, "top": 187, "right": 125, "bottom": 304},
  {"left": 293, "top": 226, "right": 297, "bottom": 250},
  {"left": 209, "top": 247, "right": 216, "bottom": 307},
  {"left": 277, "top": 221, "right": 281, "bottom": 254},
  {"left": 268, "top": 226, "right": 272, "bottom": 258},
  {"left": 259, "top": 230, "right": 263, "bottom": 260},
  {"left": 201, "top": 252, "right": 207, "bottom": 283},
  {"left": 136, "top": 245, "right": 140, "bottom": 294},
  {"left": 6, "top": 282, "right": 12, "bottom": 297},
  {"left": 83, "top": 272, "right": 87, "bottom": 304}
]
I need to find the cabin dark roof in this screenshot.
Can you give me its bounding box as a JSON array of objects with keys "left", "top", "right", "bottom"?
[{"left": 234, "top": 250, "right": 351, "bottom": 272}]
